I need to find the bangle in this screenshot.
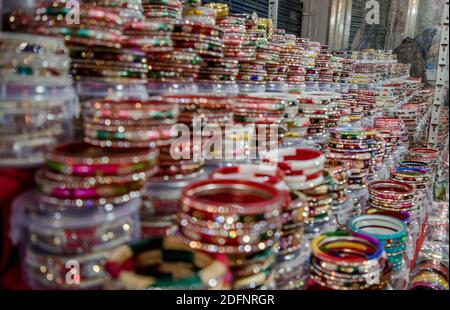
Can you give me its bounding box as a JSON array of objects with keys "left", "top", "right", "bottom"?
[
  {"left": 38, "top": 169, "right": 156, "bottom": 198},
  {"left": 368, "top": 180, "right": 414, "bottom": 200},
  {"left": 264, "top": 147, "right": 325, "bottom": 170},
  {"left": 105, "top": 236, "right": 229, "bottom": 290},
  {"left": 177, "top": 212, "right": 281, "bottom": 232},
  {"left": 182, "top": 179, "right": 283, "bottom": 216},
  {"left": 210, "top": 164, "right": 288, "bottom": 191},
  {"left": 36, "top": 167, "right": 147, "bottom": 200},
  {"left": 311, "top": 231, "right": 383, "bottom": 263},
  {"left": 47, "top": 141, "right": 156, "bottom": 165},
  {"left": 179, "top": 225, "right": 278, "bottom": 246},
  {"left": 309, "top": 231, "right": 388, "bottom": 290},
  {"left": 348, "top": 214, "right": 407, "bottom": 270}
]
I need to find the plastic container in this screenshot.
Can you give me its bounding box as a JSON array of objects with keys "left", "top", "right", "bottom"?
[
  {"left": 237, "top": 82, "right": 266, "bottom": 93},
  {"left": 23, "top": 246, "right": 111, "bottom": 289},
  {"left": 0, "top": 83, "right": 78, "bottom": 167},
  {"left": 10, "top": 191, "right": 141, "bottom": 255},
  {"left": 141, "top": 170, "right": 208, "bottom": 218},
  {"left": 76, "top": 81, "right": 148, "bottom": 100},
  {"left": 196, "top": 81, "right": 239, "bottom": 95},
  {"left": 265, "top": 81, "right": 288, "bottom": 93},
  {"left": 146, "top": 81, "right": 198, "bottom": 95}
]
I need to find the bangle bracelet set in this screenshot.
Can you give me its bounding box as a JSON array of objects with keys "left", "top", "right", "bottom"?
[
  {"left": 35, "top": 142, "right": 158, "bottom": 209},
  {"left": 210, "top": 163, "right": 306, "bottom": 284},
  {"left": 308, "top": 231, "right": 392, "bottom": 290},
  {"left": 348, "top": 214, "right": 407, "bottom": 271},
  {"left": 297, "top": 92, "right": 340, "bottom": 136},
  {"left": 82, "top": 97, "right": 180, "bottom": 149},
  {"left": 264, "top": 147, "right": 331, "bottom": 236},
  {"left": 34, "top": 1, "right": 149, "bottom": 85},
  {"left": 161, "top": 94, "right": 233, "bottom": 130},
  {"left": 324, "top": 160, "right": 353, "bottom": 224},
  {"left": 105, "top": 236, "right": 230, "bottom": 290},
  {"left": 409, "top": 201, "right": 449, "bottom": 290},
  {"left": 367, "top": 180, "right": 419, "bottom": 214},
  {"left": 141, "top": 168, "right": 207, "bottom": 239},
  {"left": 0, "top": 32, "right": 72, "bottom": 86},
  {"left": 178, "top": 179, "right": 283, "bottom": 289},
  {"left": 407, "top": 148, "right": 439, "bottom": 171},
  {"left": 143, "top": 0, "right": 183, "bottom": 22},
  {"left": 0, "top": 32, "right": 77, "bottom": 168},
  {"left": 24, "top": 246, "right": 113, "bottom": 289}
]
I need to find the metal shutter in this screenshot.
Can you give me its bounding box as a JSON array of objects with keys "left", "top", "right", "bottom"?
[
  {"left": 202, "top": 0, "right": 269, "bottom": 18},
  {"left": 277, "top": 0, "right": 303, "bottom": 36},
  {"left": 348, "top": 0, "right": 389, "bottom": 50}
]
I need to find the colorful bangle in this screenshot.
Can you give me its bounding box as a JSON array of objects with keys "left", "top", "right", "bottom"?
[{"left": 105, "top": 236, "right": 229, "bottom": 290}]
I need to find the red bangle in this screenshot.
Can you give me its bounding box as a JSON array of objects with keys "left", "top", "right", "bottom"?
[{"left": 182, "top": 179, "right": 283, "bottom": 216}]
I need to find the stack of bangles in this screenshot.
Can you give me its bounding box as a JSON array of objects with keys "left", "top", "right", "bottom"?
[
  {"left": 410, "top": 258, "right": 449, "bottom": 290},
  {"left": 348, "top": 214, "right": 407, "bottom": 271},
  {"left": 393, "top": 109, "right": 418, "bottom": 143},
  {"left": 0, "top": 32, "right": 71, "bottom": 85},
  {"left": 364, "top": 208, "right": 418, "bottom": 262},
  {"left": 374, "top": 117, "right": 405, "bottom": 152},
  {"left": 82, "top": 97, "right": 179, "bottom": 148},
  {"left": 372, "top": 133, "right": 387, "bottom": 174},
  {"left": 122, "top": 20, "right": 174, "bottom": 53},
  {"left": 407, "top": 148, "right": 439, "bottom": 171},
  {"left": 409, "top": 202, "right": 448, "bottom": 290},
  {"left": 237, "top": 60, "right": 267, "bottom": 92},
  {"left": 178, "top": 179, "right": 283, "bottom": 289},
  {"left": 210, "top": 164, "right": 307, "bottom": 269},
  {"left": 348, "top": 90, "right": 376, "bottom": 118},
  {"left": 324, "top": 159, "right": 352, "bottom": 224},
  {"left": 23, "top": 247, "right": 112, "bottom": 289},
  {"left": 390, "top": 167, "right": 432, "bottom": 201},
  {"left": 398, "top": 160, "right": 433, "bottom": 173},
  {"left": 11, "top": 190, "right": 140, "bottom": 255},
  {"left": 264, "top": 148, "right": 331, "bottom": 236},
  {"left": 327, "top": 127, "right": 378, "bottom": 189},
  {"left": 275, "top": 190, "right": 310, "bottom": 289},
  {"left": 237, "top": 28, "right": 268, "bottom": 92},
  {"left": 162, "top": 94, "right": 233, "bottom": 129},
  {"left": 11, "top": 189, "right": 140, "bottom": 289},
  {"left": 219, "top": 17, "right": 255, "bottom": 61},
  {"left": 148, "top": 50, "right": 202, "bottom": 87},
  {"left": 0, "top": 32, "right": 77, "bottom": 167},
  {"left": 233, "top": 96, "right": 295, "bottom": 149},
  {"left": 297, "top": 92, "right": 340, "bottom": 137},
  {"left": 197, "top": 58, "right": 239, "bottom": 89},
  {"left": 142, "top": 0, "right": 183, "bottom": 22},
  {"left": 308, "top": 231, "right": 392, "bottom": 290},
  {"left": 204, "top": 3, "right": 229, "bottom": 19},
  {"left": 34, "top": 1, "right": 149, "bottom": 84},
  {"left": 376, "top": 130, "right": 399, "bottom": 157},
  {"left": 105, "top": 236, "right": 230, "bottom": 289},
  {"left": 264, "top": 148, "right": 325, "bottom": 191},
  {"left": 261, "top": 40, "right": 285, "bottom": 92},
  {"left": 35, "top": 142, "right": 157, "bottom": 209},
  {"left": 172, "top": 21, "right": 224, "bottom": 58},
  {"left": 140, "top": 167, "right": 207, "bottom": 239},
  {"left": 366, "top": 180, "right": 420, "bottom": 225}
]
